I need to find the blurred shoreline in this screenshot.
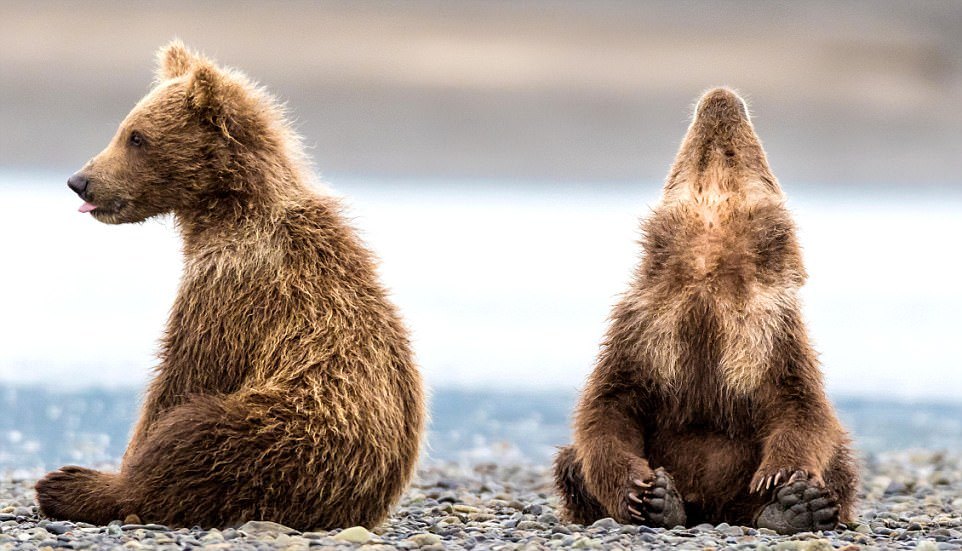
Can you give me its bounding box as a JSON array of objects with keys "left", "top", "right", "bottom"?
[{"left": 2, "top": 384, "right": 961, "bottom": 472}]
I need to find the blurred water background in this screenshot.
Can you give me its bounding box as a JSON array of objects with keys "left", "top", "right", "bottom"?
[{"left": 1, "top": 1, "right": 960, "bottom": 469}]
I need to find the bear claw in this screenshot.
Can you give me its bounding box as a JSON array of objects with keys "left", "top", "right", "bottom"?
[
  {"left": 752, "top": 468, "right": 809, "bottom": 493},
  {"left": 627, "top": 467, "right": 687, "bottom": 528},
  {"left": 755, "top": 475, "right": 839, "bottom": 534}
]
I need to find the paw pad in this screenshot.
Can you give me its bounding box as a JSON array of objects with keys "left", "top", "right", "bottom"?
[
  {"left": 627, "top": 467, "right": 687, "bottom": 528},
  {"left": 756, "top": 476, "right": 839, "bottom": 534}
]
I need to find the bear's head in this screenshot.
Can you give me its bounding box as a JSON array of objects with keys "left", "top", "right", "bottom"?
[{"left": 67, "top": 41, "right": 293, "bottom": 224}]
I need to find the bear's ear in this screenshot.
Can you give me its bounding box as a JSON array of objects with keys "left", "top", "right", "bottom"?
[
  {"left": 185, "top": 62, "right": 249, "bottom": 142},
  {"left": 156, "top": 39, "right": 197, "bottom": 81}
]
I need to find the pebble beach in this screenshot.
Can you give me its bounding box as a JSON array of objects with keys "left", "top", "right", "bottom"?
[{"left": 2, "top": 451, "right": 960, "bottom": 550}]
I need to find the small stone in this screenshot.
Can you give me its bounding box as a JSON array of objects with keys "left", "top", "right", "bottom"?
[
  {"left": 45, "top": 522, "right": 70, "bottom": 535},
  {"left": 201, "top": 529, "right": 224, "bottom": 543},
  {"left": 570, "top": 536, "right": 602, "bottom": 549},
  {"left": 916, "top": 542, "right": 939, "bottom": 551},
  {"left": 589, "top": 517, "right": 620, "bottom": 530},
  {"left": 124, "top": 514, "right": 142, "bottom": 524},
  {"left": 517, "top": 520, "right": 547, "bottom": 530},
  {"left": 721, "top": 525, "right": 744, "bottom": 537},
  {"left": 334, "top": 526, "right": 373, "bottom": 544},
  {"left": 119, "top": 523, "right": 168, "bottom": 531},
  {"left": 885, "top": 480, "right": 908, "bottom": 495},
  {"left": 238, "top": 520, "right": 299, "bottom": 535},
  {"left": 453, "top": 504, "right": 480, "bottom": 514},
  {"left": 523, "top": 504, "right": 543, "bottom": 515},
  {"left": 538, "top": 512, "right": 559, "bottom": 524},
  {"left": 406, "top": 533, "right": 442, "bottom": 547},
  {"left": 438, "top": 515, "right": 462, "bottom": 525}
]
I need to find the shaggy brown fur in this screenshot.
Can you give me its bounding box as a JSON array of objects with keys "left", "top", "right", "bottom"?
[
  {"left": 36, "top": 41, "right": 425, "bottom": 530},
  {"left": 553, "top": 88, "right": 858, "bottom": 533}
]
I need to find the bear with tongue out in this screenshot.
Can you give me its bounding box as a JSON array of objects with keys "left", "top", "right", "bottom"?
[
  {"left": 553, "top": 88, "right": 858, "bottom": 534},
  {"left": 39, "top": 41, "right": 426, "bottom": 531}
]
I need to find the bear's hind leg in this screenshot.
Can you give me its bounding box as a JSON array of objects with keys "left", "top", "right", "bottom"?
[
  {"left": 119, "top": 390, "right": 389, "bottom": 530},
  {"left": 553, "top": 445, "right": 608, "bottom": 524},
  {"left": 822, "top": 444, "right": 859, "bottom": 523},
  {"left": 36, "top": 466, "right": 123, "bottom": 525}
]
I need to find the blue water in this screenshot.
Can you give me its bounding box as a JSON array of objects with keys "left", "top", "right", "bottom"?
[{"left": 2, "top": 385, "right": 960, "bottom": 471}]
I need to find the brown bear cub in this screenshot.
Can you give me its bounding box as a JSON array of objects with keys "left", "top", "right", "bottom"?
[
  {"left": 554, "top": 88, "right": 858, "bottom": 534},
  {"left": 36, "top": 42, "right": 425, "bottom": 530}
]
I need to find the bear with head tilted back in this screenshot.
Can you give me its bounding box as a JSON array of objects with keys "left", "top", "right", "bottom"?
[
  {"left": 553, "top": 88, "right": 858, "bottom": 534},
  {"left": 38, "top": 41, "right": 425, "bottom": 531}
]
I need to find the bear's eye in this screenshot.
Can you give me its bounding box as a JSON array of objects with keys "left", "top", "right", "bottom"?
[{"left": 128, "top": 131, "right": 145, "bottom": 148}]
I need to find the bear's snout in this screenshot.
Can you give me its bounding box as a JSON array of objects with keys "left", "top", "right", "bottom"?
[{"left": 67, "top": 173, "right": 90, "bottom": 198}]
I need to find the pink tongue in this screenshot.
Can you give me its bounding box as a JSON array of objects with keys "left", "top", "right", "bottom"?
[{"left": 78, "top": 202, "right": 98, "bottom": 213}]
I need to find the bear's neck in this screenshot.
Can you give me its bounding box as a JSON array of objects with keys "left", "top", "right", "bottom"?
[{"left": 174, "top": 160, "right": 310, "bottom": 255}]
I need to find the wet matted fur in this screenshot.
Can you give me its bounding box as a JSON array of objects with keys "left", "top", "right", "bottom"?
[
  {"left": 554, "top": 88, "right": 858, "bottom": 531},
  {"left": 36, "top": 41, "right": 425, "bottom": 530}
]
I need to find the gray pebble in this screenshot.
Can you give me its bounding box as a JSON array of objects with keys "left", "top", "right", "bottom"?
[
  {"left": 523, "top": 504, "right": 543, "bottom": 515},
  {"left": 589, "top": 517, "right": 620, "bottom": 530},
  {"left": 45, "top": 522, "right": 71, "bottom": 535}
]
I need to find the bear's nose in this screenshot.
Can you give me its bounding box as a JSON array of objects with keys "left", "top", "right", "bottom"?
[{"left": 67, "top": 173, "right": 89, "bottom": 195}]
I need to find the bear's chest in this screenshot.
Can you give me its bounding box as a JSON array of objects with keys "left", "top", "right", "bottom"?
[{"left": 649, "top": 382, "right": 761, "bottom": 437}]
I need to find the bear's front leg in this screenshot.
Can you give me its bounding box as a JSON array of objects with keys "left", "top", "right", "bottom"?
[
  {"left": 750, "top": 409, "right": 832, "bottom": 494},
  {"left": 572, "top": 391, "right": 686, "bottom": 527},
  {"left": 35, "top": 466, "right": 124, "bottom": 525},
  {"left": 748, "top": 380, "right": 846, "bottom": 533}
]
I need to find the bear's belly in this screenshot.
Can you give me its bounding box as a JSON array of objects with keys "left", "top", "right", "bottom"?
[{"left": 645, "top": 427, "right": 760, "bottom": 507}]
